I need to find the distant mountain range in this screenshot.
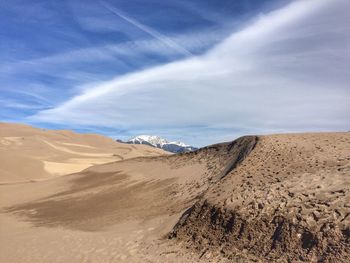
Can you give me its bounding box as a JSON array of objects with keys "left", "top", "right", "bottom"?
[{"left": 122, "top": 135, "right": 197, "bottom": 153}]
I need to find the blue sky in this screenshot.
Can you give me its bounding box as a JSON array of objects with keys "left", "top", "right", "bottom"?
[{"left": 1, "top": 0, "right": 349, "bottom": 146}]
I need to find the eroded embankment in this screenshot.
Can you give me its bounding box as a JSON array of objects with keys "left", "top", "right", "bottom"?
[
  {"left": 169, "top": 133, "right": 350, "bottom": 262},
  {"left": 170, "top": 200, "right": 350, "bottom": 262}
]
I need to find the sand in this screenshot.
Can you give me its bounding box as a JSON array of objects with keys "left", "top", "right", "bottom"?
[
  {"left": 0, "top": 122, "right": 167, "bottom": 183},
  {"left": 0, "top": 126, "right": 349, "bottom": 262},
  {"left": 172, "top": 133, "right": 350, "bottom": 262}
]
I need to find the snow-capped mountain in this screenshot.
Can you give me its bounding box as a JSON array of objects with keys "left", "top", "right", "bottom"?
[{"left": 126, "top": 135, "right": 197, "bottom": 153}]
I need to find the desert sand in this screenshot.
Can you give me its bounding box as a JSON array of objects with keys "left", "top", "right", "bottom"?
[
  {"left": 0, "top": 126, "right": 349, "bottom": 262},
  {"left": 0, "top": 122, "right": 167, "bottom": 183}
]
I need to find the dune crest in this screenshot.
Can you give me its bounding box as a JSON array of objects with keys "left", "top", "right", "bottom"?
[
  {"left": 171, "top": 133, "right": 350, "bottom": 262},
  {"left": 0, "top": 122, "right": 167, "bottom": 183}
]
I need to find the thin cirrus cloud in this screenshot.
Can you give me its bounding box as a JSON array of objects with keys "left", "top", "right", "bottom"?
[
  {"left": 0, "top": 30, "right": 220, "bottom": 78},
  {"left": 30, "top": 0, "right": 350, "bottom": 146},
  {"left": 100, "top": 1, "right": 193, "bottom": 57}
]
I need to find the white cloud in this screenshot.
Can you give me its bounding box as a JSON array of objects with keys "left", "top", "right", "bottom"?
[
  {"left": 30, "top": 0, "right": 350, "bottom": 145},
  {"left": 0, "top": 29, "right": 220, "bottom": 78},
  {"left": 100, "top": 2, "right": 193, "bottom": 57}
]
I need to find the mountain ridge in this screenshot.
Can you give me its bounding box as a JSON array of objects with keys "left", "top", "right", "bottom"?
[{"left": 124, "top": 135, "right": 198, "bottom": 153}]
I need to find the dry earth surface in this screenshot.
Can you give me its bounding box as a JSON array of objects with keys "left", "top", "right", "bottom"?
[
  {"left": 0, "top": 124, "right": 349, "bottom": 262},
  {"left": 171, "top": 133, "right": 350, "bottom": 262},
  {"left": 0, "top": 122, "right": 166, "bottom": 183}
]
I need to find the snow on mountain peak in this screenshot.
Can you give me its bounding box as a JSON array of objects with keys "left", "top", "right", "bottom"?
[{"left": 126, "top": 135, "right": 197, "bottom": 153}]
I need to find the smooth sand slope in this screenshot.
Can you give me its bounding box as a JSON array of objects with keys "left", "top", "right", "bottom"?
[
  {"left": 0, "top": 122, "right": 166, "bottom": 183},
  {"left": 0, "top": 130, "right": 349, "bottom": 262}
]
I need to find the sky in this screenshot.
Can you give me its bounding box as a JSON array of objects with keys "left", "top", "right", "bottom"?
[{"left": 1, "top": 0, "right": 349, "bottom": 146}]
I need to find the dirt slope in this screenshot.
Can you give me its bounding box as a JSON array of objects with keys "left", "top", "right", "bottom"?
[
  {"left": 0, "top": 122, "right": 166, "bottom": 183},
  {"left": 171, "top": 133, "right": 350, "bottom": 262}
]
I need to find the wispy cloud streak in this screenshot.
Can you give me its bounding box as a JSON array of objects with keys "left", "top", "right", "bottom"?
[{"left": 100, "top": 1, "right": 193, "bottom": 57}]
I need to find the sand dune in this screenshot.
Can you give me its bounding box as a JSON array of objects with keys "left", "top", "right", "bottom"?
[
  {"left": 0, "top": 122, "right": 167, "bottom": 183},
  {"left": 171, "top": 133, "right": 350, "bottom": 262},
  {"left": 0, "top": 129, "right": 349, "bottom": 262}
]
